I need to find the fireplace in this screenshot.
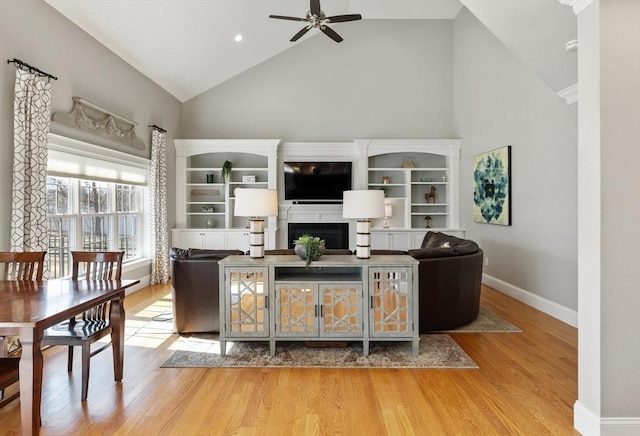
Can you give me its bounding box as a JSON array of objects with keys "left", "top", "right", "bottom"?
[{"left": 288, "top": 223, "right": 349, "bottom": 249}]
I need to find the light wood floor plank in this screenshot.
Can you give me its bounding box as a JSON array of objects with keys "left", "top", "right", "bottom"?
[{"left": 0, "top": 284, "right": 579, "bottom": 435}]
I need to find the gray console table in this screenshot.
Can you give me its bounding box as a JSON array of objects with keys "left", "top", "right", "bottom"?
[{"left": 218, "top": 254, "right": 419, "bottom": 356}]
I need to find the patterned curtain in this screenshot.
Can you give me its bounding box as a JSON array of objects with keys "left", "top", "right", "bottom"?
[
  {"left": 10, "top": 69, "right": 52, "bottom": 258},
  {"left": 149, "top": 127, "right": 169, "bottom": 284}
]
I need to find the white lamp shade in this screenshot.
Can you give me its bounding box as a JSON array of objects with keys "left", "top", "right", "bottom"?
[
  {"left": 234, "top": 188, "right": 278, "bottom": 217},
  {"left": 384, "top": 205, "right": 393, "bottom": 217},
  {"left": 342, "top": 190, "right": 385, "bottom": 219}
]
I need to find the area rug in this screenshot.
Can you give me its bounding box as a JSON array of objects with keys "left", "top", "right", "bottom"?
[
  {"left": 440, "top": 306, "right": 521, "bottom": 333},
  {"left": 160, "top": 306, "right": 518, "bottom": 369},
  {"left": 161, "top": 334, "right": 477, "bottom": 369}
]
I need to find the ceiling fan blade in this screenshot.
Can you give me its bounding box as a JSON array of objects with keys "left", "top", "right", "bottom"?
[
  {"left": 326, "top": 14, "right": 362, "bottom": 23},
  {"left": 290, "top": 26, "right": 312, "bottom": 42},
  {"left": 269, "top": 15, "right": 307, "bottom": 22},
  {"left": 310, "top": 0, "right": 321, "bottom": 17},
  {"left": 320, "top": 26, "right": 343, "bottom": 43}
]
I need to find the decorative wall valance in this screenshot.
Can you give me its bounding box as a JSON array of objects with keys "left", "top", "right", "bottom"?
[{"left": 52, "top": 97, "right": 144, "bottom": 150}]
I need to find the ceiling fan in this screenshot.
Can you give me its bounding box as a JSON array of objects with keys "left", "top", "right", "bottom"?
[{"left": 269, "top": 0, "right": 362, "bottom": 43}]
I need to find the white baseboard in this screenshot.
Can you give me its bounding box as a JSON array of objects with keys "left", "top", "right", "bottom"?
[
  {"left": 600, "top": 418, "right": 640, "bottom": 436},
  {"left": 482, "top": 273, "right": 578, "bottom": 328},
  {"left": 125, "top": 274, "right": 150, "bottom": 295},
  {"left": 122, "top": 257, "right": 151, "bottom": 295},
  {"left": 575, "top": 400, "right": 640, "bottom": 436}
]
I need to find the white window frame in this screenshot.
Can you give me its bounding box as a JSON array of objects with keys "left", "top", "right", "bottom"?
[
  {"left": 47, "top": 134, "right": 151, "bottom": 277},
  {"left": 47, "top": 177, "right": 145, "bottom": 278}
]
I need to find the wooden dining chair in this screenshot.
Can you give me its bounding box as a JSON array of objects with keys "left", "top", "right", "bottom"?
[
  {"left": 0, "top": 251, "right": 47, "bottom": 408},
  {"left": 42, "top": 251, "right": 124, "bottom": 401},
  {"left": 0, "top": 250, "right": 46, "bottom": 281}
]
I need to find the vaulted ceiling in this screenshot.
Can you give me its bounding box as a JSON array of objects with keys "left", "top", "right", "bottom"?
[{"left": 44, "top": 0, "right": 576, "bottom": 103}]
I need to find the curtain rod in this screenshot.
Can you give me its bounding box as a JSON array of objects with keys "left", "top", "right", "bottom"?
[
  {"left": 149, "top": 124, "right": 167, "bottom": 133},
  {"left": 7, "top": 58, "right": 58, "bottom": 81}
]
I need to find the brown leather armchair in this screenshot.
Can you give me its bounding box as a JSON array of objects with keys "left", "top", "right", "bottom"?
[
  {"left": 170, "top": 248, "right": 244, "bottom": 333},
  {"left": 408, "top": 232, "right": 483, "bottom": 332}
]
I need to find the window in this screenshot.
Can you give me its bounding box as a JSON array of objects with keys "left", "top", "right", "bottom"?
[
  {"left": 47, "top": 176, "right": 144, "bottom": 279},
  {"left": 46, "top": 134, "right": 150, "bottom": 278}
]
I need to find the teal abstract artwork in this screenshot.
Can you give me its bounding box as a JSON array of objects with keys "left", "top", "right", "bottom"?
[{"left": 473, "top": 146, "right": 511, "bottom": 225}]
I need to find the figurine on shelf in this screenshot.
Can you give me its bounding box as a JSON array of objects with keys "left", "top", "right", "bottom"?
[
  {"left": 424, "top": 215, "right": 432, "bottom": 228},
  {"left": 441, "top": 174, "right": 447, "bottom": 182},
  {"left": 381, "top": 176, "right": 390, "bottom": 184},
  {"left": 206, "top": 219, "right": 215, "bottom": 229},
  {"left": 425, "top": 186, "right": 437, "bottom": 203}
]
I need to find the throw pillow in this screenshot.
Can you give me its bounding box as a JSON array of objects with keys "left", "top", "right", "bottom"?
[{"left": 425, "top": 232, "right": 454, "bottom": 248}]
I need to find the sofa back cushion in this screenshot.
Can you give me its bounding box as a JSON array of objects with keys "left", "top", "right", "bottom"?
[
  {"left": 170, "top": 247, "right": 244, "bottom": 260},
  {"left": 410, "top": 232, "right": 479, "bottom": 259},
  {"left": 265, "top": 249, "right": 295, "bottom": 255},
  {"left": 370, "top": 249, "right": 407, "bottom": 255}
]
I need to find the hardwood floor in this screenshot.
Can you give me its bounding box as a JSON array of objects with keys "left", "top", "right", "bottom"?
[{"left": 0, "top": 284, "right": 579, "bottom": 435}]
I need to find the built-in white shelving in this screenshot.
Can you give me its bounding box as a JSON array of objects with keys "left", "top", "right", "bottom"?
[
  {"left": 172, "top": 139, "right": 463, "bottom": 251},
  {"left": 172, "top": 139, "right": 280, "bottom": 251}
]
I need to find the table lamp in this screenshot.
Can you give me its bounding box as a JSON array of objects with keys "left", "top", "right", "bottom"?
[
  {"left": 343, "top": 190, "right": 385, "bottom": 259},
  {"left": 384, "top": 204, "right": 393, "bottom": 229},
  {"left": 234, "top": 188, "right": 278, "bottom": 258}
]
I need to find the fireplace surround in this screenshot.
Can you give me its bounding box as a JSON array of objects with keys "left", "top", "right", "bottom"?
[{"left": 288, "top": 223, "right": 349, "bottom": 249}]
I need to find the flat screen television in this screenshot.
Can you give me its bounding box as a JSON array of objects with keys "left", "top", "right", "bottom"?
[{"left": 284, "top": 161, "right": 352, "bottom": 202}]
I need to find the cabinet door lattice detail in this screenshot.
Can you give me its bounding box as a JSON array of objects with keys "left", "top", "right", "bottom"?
[
  {"left": 321, "top": 286, "right": 362, "bottom": 336},
  {"left": 277, "top": 286, "right": 317, "bottom": 335},
  {"left": 227, "top": 269, "right": 268, "bottom": 335},
  {"left": 370, "top": 269, "right": 412, "bottom": 335}
]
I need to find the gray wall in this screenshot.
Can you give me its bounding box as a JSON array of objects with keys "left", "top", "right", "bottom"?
[
  {"left": 0, "top": 0, "right": 182, "bottom": 278},
  {"left": 2, "top": 2, "right": 580, "bottom": 314},
  {"left": 180, "top": 20, "right": 454, "bottom": 140},
  {"left": 453, "top": 8, "right": 578, "bottom": 311},
  {"left": 183, "top": 10, "right": 579, "bottom": 314}
]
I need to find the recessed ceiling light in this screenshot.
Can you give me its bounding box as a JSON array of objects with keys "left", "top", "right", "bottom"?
[{"left": 234, "top": 34, "right": 243, "bottom": 42}]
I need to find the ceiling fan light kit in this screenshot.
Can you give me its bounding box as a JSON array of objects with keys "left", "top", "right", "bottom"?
[{"left": 269, "top": 0, "right": 361, "bottom": 43}]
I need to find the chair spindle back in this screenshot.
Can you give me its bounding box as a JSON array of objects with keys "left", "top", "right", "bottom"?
[
  {"left": 71, "top": 251, "right": 124, "bottom": 324},
  {"left": 0, "top": 251, "right": 46, "bottom": 281},
  {"left": 71, "top": 251, "right": 124, "bottom": 281}
]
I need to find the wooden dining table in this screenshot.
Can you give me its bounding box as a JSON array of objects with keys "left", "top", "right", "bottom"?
[{"left": 0, "top": 278, "right": 139, "bottom": 436}]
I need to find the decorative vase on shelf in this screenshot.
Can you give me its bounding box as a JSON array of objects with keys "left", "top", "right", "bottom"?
[
  {"left": 402, "top": 157, "right": 416, "bottom": 168},
  {"left": 206, "top": 219, "right": 215, "bottom": 229}
]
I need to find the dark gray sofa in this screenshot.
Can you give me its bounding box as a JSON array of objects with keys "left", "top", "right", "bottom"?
[
  {"left": 407, "top": 231, "right": 484, "bottom": 332},
  {"left": 170, "top": 247, "right": 244, "bottom": 333}
]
